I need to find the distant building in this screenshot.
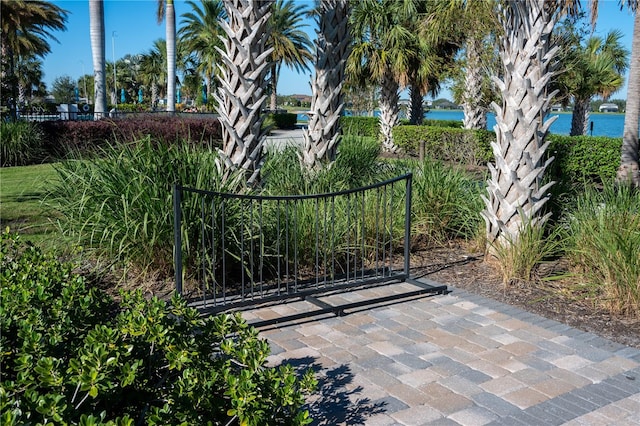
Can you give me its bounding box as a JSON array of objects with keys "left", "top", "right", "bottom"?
[
  {"left": 550, "top": 104, "right": 563, "bottom": 112},
  {"left": 599, "top": 103, "right": 619, "bottom": 112}
]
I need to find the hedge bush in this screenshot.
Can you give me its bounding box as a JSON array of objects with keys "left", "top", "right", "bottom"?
[
  {"left": 340, "top": 116, "right": 380, "bottom": 138},
  {"left": 392, "top": 125, "right": 494, "bottom": 166},
  {"left": 39, "top": 115, "right": 223, "bottom": 160},
  {"left": 546, "top": 135, "right": 622, "bottom": 187},
  {"left": 271, "top": 112, "right": 298, "bottom": 129},
  {"left": 0, "top": 231, "right": 316, "bottom": 425}
]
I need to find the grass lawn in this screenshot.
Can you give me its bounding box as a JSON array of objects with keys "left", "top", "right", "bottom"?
[{"left": 0, "top": 163, "right": 61, "bottom": 247}]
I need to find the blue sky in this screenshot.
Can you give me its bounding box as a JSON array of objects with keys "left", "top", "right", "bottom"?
[{"left": 43, "top": 0, "right": 636, "bottom": 100}]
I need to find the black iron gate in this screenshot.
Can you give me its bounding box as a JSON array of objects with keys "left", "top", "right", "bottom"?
[{"left": 173, "top": 173, "right": 446, "bottom": 315}]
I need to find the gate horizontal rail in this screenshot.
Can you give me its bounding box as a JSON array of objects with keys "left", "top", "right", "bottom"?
[{"left": 173, "top": 173, "right": 444, "bottom": 314}]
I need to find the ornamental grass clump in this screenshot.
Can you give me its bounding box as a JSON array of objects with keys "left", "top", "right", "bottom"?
[
  {"left": 47, "top": 137, "right": 243, "bottom": 276},
  {"left": 0, "top": 121, "right": 45, "bottom": 166},
  {"left": 564, "top": 184, "right": 640, "bottom": 315},
  {"left": 0, "top": 231, "right": 316, "bottom": 425},
  {"left": 406, "top": 158, "right": 484, "bottom": 246},
  {"left": 488, "top": 219, "right": 564, "bottom": 285}
]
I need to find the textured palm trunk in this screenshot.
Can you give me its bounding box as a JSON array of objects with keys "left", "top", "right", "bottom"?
[
  {"left": 409, "top": 85, "right": 423, "bottom": 125},
  {"left": 570, "top": 97, "right": 590, "bottom": 136},
  {"left": 215, "top": 0, "right": 273, "bottom": 184},
  {"left": 165, "top": 0, "right": 176, "bottom": 113},
  {"left": 379, "top": 69, "right": 400, "bottom": 153},
  {"left": 269, "top": 63, "right": 279, "bottom": 111},
  {"left": 482, "top": 0, "right": 559, "bottom": 251},
  {"left": 302, "top": 0, "right": 350, "bottom": 168},
  {"left": 462, "top": 35, "right": 487, "bottom": 130},
  {"left": 151, "top": 82, "right": 159, "bottom": 108},
  {"left": 89, "top": 0, "right": 107, "bottom": 120},
  {"left": 617, "top": 11, "right": 640, "bottom": 187}
]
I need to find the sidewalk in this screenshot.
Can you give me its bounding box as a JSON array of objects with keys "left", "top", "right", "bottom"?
[{"left": 241, "top": 281, "right": 640, "bottom": 425}]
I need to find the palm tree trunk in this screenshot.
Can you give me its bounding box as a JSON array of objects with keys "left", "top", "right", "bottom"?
[
  {"left": 462, "top": 35, "right": 487, "bottom": 130},
  {"left": 270, "top": 63, "right": 278, "bottom": 111},
  {"left": 165, "top": 0, "right": 176, "bottom": 113},
  {"left": 482, "top": 0, "right": 559, "bottom": 251},
  {"left": 617, "top": 11, "right": 640, "bottom": 187},
  {"left": 379, "top": 69, "right": 400, "bottom": 152},
  {"left": 215, "top": 0, "right": 273, "bottom": 185},
  {"left": 89, "top": 0, "right": 107, "bottom": 120},
  {"left": 570, "top": 97, "right": 591, "bottom": 136},
  {"left": 302, "top": 0, "right": 350, "bottom": 168},
  {"left": 409, "top": 84, "right": 423, "bottom": 125}
]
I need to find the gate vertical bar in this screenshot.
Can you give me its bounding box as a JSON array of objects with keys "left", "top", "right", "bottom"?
[
  {"left": 404, "top": 174, "right": 412, "bottom": 278},
  {"left": 173, "top": 184, "right": 183, "bottom": 295}
]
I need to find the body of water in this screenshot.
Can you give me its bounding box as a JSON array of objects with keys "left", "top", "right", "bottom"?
[
  {"left": 297, "top": 110, "right": 633, "bottom": 138},
  {"left": 424, "top": 110, "right": 629, "bottom": 138}
]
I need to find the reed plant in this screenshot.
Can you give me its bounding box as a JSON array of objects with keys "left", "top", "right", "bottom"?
[
  {"left": 1, "top": 121, "right": 45, "bottom": 167},
  {"left": 47, "top": 137, "right": 242, "bottom": 276},
  {"left": 564, "top": 184, "right": 640, "bottom": 315},
  {"left": 405, "top": 158, "right": 483, "bottom": 246},
  {"left": 488, "top": 219, "right": 564, "bottom": 285}
]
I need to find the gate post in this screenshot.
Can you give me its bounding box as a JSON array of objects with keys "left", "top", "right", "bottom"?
[{"left": 404, "top": 173, "right": 412, "bottom": 278}]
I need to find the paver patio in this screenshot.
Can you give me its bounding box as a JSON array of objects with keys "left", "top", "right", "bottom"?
[{"left": 240, "top": 280, "right": 640, "bottom": 425}]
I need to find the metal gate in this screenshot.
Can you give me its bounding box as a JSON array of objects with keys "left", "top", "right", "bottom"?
[{"left": 173, "top": 173, "right": 446, "bottom": 315}]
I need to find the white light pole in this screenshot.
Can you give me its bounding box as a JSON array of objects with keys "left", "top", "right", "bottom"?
[
  {"left": 112, "top": 31, "right": 117, "bottom": 109},
  {"left": 79, "top": 60, "right": 88, "bottom": 103}
]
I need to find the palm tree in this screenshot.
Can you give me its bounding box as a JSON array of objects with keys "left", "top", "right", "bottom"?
[
  {"left": 1, "top": 0, "right": 67, "bottom": 120},
  {"left": 266, "top": 0, "right": 313, "bottom": 112},
  {"left": 302, "top": 0, "right": 350, "bottom": 168},
  {"left": 482, "top": 0, "right": 578, "bottom": 252},
  {"left": 89, "top": 0, "right": 106, "bottom": 119},
  {"left": 139, "top": 40, "right": 167, "bottom": 109},
  {"left": 14, "top": 54, "right": 43, "bottom": 106},
  {"left": 179, "top": 0, "right": 226, "bottom": 105},
  {"left": 618, "top": 7, "right": 639, "bottom": 186},
  {"left": 348, "top": 0, "right": 415, "bottom": 152},
  {"left": 556, "top": 30, "right": 628, "bottom": 136},
  {"left": 215, "top": 0, "right": 273, "bottom": 185},
  {"left": 157, "top": 0, "right": 176, "bottom": 113}
]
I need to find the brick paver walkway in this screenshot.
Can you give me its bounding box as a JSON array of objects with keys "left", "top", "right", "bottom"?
[{"left": 241, "top": 281, "right": 640, "bottom": 425}]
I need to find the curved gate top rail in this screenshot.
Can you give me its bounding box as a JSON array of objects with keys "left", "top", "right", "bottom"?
[{"left": 173, "top": 173, "right": 446, "bottom": 316}]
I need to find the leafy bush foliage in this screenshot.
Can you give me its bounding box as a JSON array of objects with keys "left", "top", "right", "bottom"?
[
  {"left": 421, "top": 119, "right": 463, "bottom": 128},
  {"left": 392, "top": 125, "right": 494, "bottom": 165},
  {"left": 546, "top": 135, "right": 622, "bottom": 188},
  {"left": 47, "top": 138, "right": 238, "bottom": 274},
  {"left": 1, "top": 121, "right": 46, "bottom": 166},
  {"left": 39, "top": 115, "right": 222, "bottom": 160},
  {"left": 340, "top": 116, "right": 380, "bottom": 138},
  {"left": 564, "top": 184, "right": 640, "bottom": 315},
  {"left": 271, "top": 112, "right": 298, "bottom": 129},
  {"left": 0, "top": 231, "right": 316, "bottom": 425}
]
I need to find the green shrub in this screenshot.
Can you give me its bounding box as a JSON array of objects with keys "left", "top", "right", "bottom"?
[
  {"left": 1, "top": 121, "right": 46, "bottom": 166},
  {"left": 39, "top": 116, "right": 222, "bottom": 160},
  {"left": 421, "top": 119, "right": 463, "bottom": 128},
  {"left": 47, "top": 137, "right": 238, "bottom": 275},
  {"left": 546, "top": 135, "right": 622, "bottom": 188},
  {"left": 0, "top": 231, "right": 316, "bottom": 425},
  {"left": 340, "top": 116, "right": 380, "bottom": 138},
  {"left": 393, "top": 125, "right": 494, "bottom": 165},
  {"left": 563, "top": 184, "right": 640, "bottom": 315},
  {"left": 271, "top": 112, "right": 298, "bottom": 129}
]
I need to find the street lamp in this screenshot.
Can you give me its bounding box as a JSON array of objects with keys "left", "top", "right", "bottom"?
[
  {"left": 79, "top": 60, "right": 88, "bottom": 103},
  {"left": 112, "top": 31, "right": 117, "bottom": 109}
]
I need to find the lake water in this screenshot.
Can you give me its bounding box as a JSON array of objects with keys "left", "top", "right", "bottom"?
[{"left": 297, "top": 110, "right": 633, "bottom": 138}]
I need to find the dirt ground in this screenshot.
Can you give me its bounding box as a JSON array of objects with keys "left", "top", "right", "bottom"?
[{"left": 410, "top": 240, "right": 640, "bottom": 349}]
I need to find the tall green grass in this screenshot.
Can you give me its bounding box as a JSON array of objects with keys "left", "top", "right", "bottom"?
[
  {"left": 564, "top": 184, "right": 640, "bottom": 315},
  {"left": 403, "top": 158, "right": 483, "bottom": 246},
  {"left": 1, "top": 121, "right": 45, "bottom": 166},
  {"left": 47, "top": 137, "right": 241, "bottom": 275}
]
